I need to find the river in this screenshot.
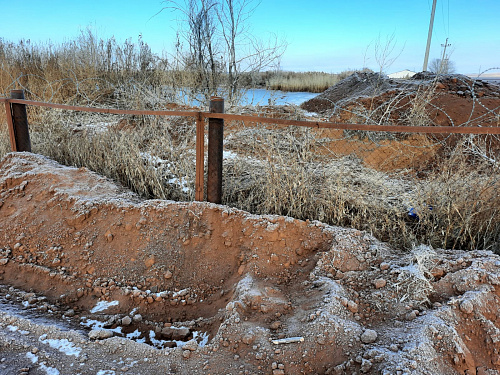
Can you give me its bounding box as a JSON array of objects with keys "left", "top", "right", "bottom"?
[
  {"left": 241, "top": 88, "right": 319, "bottom": 106},
  {"left": 182, "top": 88, "right": 319, "bottom": 107}
]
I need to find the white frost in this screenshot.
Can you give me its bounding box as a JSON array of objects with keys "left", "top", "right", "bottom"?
[
  {"left": 91, "top": 300, "right": 119, "bottom": 313},
  {"left": 223, "top": 150, "right": 238, "bottom": 159},
  {"left": 26, "top": 352, "right": 39, "bottom": 363},
  {"left": 39, "top": 336, "right": 82, "bottom": 357}
]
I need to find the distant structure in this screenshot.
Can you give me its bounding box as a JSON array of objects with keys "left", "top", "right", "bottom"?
[{"left": 388, "top": 70, "right": 417, "bottom": 79}]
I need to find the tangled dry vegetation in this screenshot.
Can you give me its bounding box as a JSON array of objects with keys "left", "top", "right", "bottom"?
[
  {"left": 0, "top": 35, "right": 499, "bottom": 253},
  {"left": 1, "top": 98, "right": 499, "bottom": 253}
]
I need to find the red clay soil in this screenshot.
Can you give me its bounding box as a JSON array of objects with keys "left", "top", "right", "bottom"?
[{"left": 1, "top": 152, "right": 500, "bottom": 374}]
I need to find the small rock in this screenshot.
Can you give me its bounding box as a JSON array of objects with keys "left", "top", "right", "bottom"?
[
  {"left": 105, "top": 232, "right": 114, "bottom": 242},
  {"left": 182, "top": 350, "right": 191, "bottom": 359},
  {"left": 183, "top": 339, "right": 198, "bottom": 351},
  {"left": 373, "top": 279, "right": 387, "bottom": 289},
  {"left": 270, "top": 321, "right": 282, "bottom": 330},
  {"left": 379, "top": 262, "right": 390, "bottom": 271},
  {"left": 164, "top": 270, "right": 173, "bottom": 279},
  {"left": 360, "top": 329, "right": 378, "bottom": 344},
  {"left": 459, "top": 300, "right": 474, "bottom": 314},
  {"left": 406, "top": 310, "right": 419, "bottom": 321},
  {"left": 122, "top": 316, "right": 132, "bottom": 326},
  {"left": 242, "top": 334, "right": 256, "bottom": 345},
  {"left": 133, "top": 314, "right": 142, "bottom": 322},
  {"left": 360, "top": 359, "right": 372, "bottom": 373},
  {"left": 347, "top": 301, "right": 359, "bottom": 313},
  {"left": 88, "top": 329, "right": 113, "bottom": 340}
]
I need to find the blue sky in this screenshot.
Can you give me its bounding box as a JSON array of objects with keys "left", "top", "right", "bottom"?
[{"left": 1, "top": 0, "right": 499, "bottom": 75}]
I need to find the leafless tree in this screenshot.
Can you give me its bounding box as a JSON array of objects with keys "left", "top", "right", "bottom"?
[
  {"left": 157, "top": 0, "right": 286, "bottom": 105},
  {"left": 429, "top": 58, "right": 456, "bottom": 75}
]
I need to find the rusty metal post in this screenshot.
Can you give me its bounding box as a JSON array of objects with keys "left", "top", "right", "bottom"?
[
  {"left": 207, "top": 97, "right": 224, "bottom": 204},
  {"left": 10, "top": 90, "right": 31, "bottom": 152},
  {"left": 4, "top": 98, "right": 17, "bottom": 152},
  {"left": 195, "top": 112, "right": 205, "bottom": 201}
]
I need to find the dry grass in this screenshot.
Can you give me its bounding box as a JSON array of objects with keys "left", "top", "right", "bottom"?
[
  {"left": 1, "top": 105, "right": 499, "bottom": 252},
  {"left": 0, "top": 34, "right": 498, "bottom": 252},
  {"left": 266, "top": 72, "right": 341, "bottom": 93},
  {"left": 264, "top": 70, "right": 365, "bottom": 93},
  {"left": 27, "top": 110, "right": 196, "bottom": 201},
  {"left": 223, "top": 124, "right": 500, "bottom": 251}
]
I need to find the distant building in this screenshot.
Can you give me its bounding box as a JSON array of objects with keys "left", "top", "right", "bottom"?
[{"left": 388, "top": 70, "right": 417, "bottom": 79}]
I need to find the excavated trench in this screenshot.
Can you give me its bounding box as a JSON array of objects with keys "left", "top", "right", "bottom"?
[{"left": 2, "top": 153, "right": 500, "bottom": 374}]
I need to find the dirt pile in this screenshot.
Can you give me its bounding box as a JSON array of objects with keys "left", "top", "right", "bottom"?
[
  {"left": 301, "top": 72, "right": 500, "bottom": 127},
  {"left": 1, "top": 153, "right": 500, "bottom": 374}
]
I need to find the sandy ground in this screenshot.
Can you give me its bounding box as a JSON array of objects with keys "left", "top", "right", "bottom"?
[{"left": 0, "top": 152, "right": 499, "bottom": 374}]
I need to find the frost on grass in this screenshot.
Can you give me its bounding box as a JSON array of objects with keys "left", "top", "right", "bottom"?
[{"left": 394, "top": 245, "right": 436, "bottom": 305}]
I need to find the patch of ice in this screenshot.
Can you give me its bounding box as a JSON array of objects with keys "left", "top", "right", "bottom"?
[
  {"left": 26, "top": 352, "right": 38, "bottom": 363},
  {"left": 148, "top": 330, "right": 166, "bottom": 349},
  {"left": 193, "top": 331, "right": 209, "bottom": 347},
  {"left": 91, "top": 300, "right": 119, "bottom": 313},
  {"left": 22, "top": 300, "right": 30, "bottom": 307},
  {"left": 126, "top": 329, "right": 142, "bottom": 339},
  {"left": 39, "top": 336, "right": 81, "bottom": 357},
  {"left": 80, "top": 318, "right": 123, "bottom": 335},
  {"left": 96, "top": 371, "right": 116, "bottom": 375},
  {"left": 7, "top": 325, "right": 18, "bottom": 332}
]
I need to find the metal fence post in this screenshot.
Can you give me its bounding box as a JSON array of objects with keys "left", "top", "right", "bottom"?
[
  {"left": 207, "top": 97, "right": 224, "bottom": 204},
  {"left": 10, "top": 90, "right": 31, "bottom": 152},
  {"left": 195, "top": 112, "right": 205, "bottom": 201},
  {"left": 4, "top": 97, "right": 17, "bottom": 152}
]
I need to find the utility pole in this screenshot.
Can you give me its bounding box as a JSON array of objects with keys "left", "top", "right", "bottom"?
[
  {"left": 423, "top": 0, "right": 437, "bottom": 71},
  {"left": 439, "top": 38, "right": 451, "bottom": 74}
]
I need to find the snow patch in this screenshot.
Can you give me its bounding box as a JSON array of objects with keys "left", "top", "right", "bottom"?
[
  {"left": 91, "top": 300, "right": 119, "bottom": 313},
  {"left": 80, "top": 318, "right": 123, "bottom": 335},
  {"left": 26, "top": 352, "right": 39, "bottom": 363},
  {"left": 39, "top": 334, "right": 82, "bottom": 357}
]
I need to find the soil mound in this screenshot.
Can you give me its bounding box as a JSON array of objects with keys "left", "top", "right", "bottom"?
[
  {"left": 1, "top": 153, "right": 500, "bottom": 374},
  {"left": 301, "top": 72, "right": 500, "bottom": 128},
  {"left": 301, "top": 71, "right": 398, "bottom": 112}
]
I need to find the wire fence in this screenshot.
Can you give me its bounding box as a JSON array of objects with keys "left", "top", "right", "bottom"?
[{"left": 1, "top": 92, "right": 499, "bottom": 252}]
